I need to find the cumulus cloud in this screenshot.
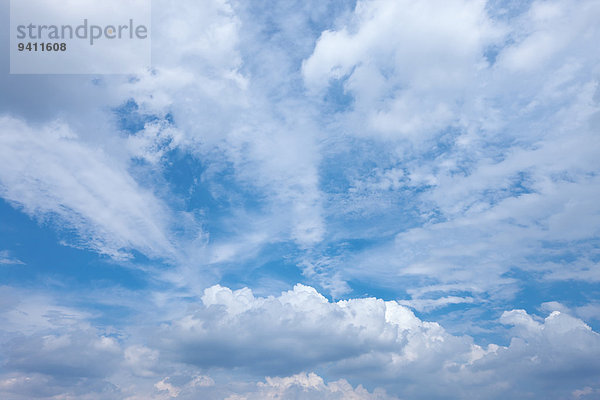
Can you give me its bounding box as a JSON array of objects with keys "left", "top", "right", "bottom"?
[
  {"left": 303, "top": 0, "right": 503, "bottom": 138},
  {"left": 2, "top": 284, "right": 600, "bottom": 399},
  {"left": 224, "top": 372, "right": 394, "bottom": 400},
  {"left": 149, "top": 284, "right": 600, "bottom": 399},
  {"left": 159, "top": 283, "right": 429, "bottom": 374}
]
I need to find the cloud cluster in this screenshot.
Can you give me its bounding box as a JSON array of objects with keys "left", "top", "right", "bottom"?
[
  {"left": 300, "top": 0, "right": 600, "bottom": 305},
  {"left": 224, "top": 373, "right": 393, "bottom": 400},
  {"left": 158, "top": 284, "right": 457, "bottom": 376},
  {"left": 1, "top": 0, "right": 328, "bottom": 263},
  {"left": 2, "top": 284, "right": 600, "bottom": 399},
  {"left": 160, "top": 284, "right": 600, "bottom": 399},
  {"left": 303, "top": 0, "right": 502, "bottom": 138},
  {"left": 1, "top": 0, "right": 600, "bottom": 399}
]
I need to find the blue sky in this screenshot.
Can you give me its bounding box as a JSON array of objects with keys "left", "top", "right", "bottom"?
[{"left": 1, "top": 0, "right": 600, "bottom": 398}]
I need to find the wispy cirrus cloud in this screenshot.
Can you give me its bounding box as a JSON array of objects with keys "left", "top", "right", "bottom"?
[
  {"left": 0, "top": 116, "right": 177, "bottom": 260},
  {"left": 0, "top": 251, "right": 24, "bottom": 266}
]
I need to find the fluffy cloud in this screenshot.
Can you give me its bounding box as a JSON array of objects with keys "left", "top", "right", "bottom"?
[
  {"left": 2, "top": 284, "right": 600, "bottom": 399},
  {"left": 224, "top": 373, "right": 393, "bottom": 400},
  {"left": 497, "top": 0, "right": 600, "bottom": 72},
  {"left": 90, "top": 0, "right": 328, "bottom": 250},
  {"left": 152, "top": 284, "right": 600, "bottom": 399},
  {"left": 303, "top": 0, "right": 502, "bottom": 138},
  {"left": 475, "top": 310, "right": 600, "bottom": 398},
  {"left": 158, "top": 283, "right": 460, "bottom": 376}
]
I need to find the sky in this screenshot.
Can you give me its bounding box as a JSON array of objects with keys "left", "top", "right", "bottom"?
[{"left": 1, "top": 0, "right": 600, "bottom": 398}]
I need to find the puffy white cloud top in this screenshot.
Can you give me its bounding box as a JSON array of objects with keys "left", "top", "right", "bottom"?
[{"left": 2, "top": 285, "right": 599, "bottom": 399}]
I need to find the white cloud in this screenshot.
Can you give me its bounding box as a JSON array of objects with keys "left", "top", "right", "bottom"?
[
  {"left": 154, "top": 377, "right": 181, "bottom": 398},
  {"left": 2, "top": 0, "right": 328, "bottom": 264},
  {"left": 0, "top": 251, "right": 24, "bottom": 266},
  {"left": 1, "top": 0, "right": 600, "bottom": 398},
  {"left": 2, "top": 284, "right": 600, "bottom": 399},
  {"left": 303, "top": 0, "right": 503, "bottom": 138},
  {"left": 497, "top": 0, "right": 600, "bottom": 73},
  {"left": 154, "top": 284, "right": 600, "bottom": 398},
  {"left": 225, "top": 372, "right": 394, "bottom": 400},
  {"left": 111, "top": 0, "right": 328, "bottom": 249},
  {"left": 304, "top": 0, "right": 600, "bottom": 302},
  {"left": 0, "top": 116, "right": 176, "bottom": 260},
  {"left": 398, "top": 296, "right": 475, "bottom": 312},
  {"left": 0, "top": 287, "right": 93, "bottom": 335},
  {"left": 572, "top": 386, "right": 599, "bottom": 399},
  {"left": 159, "top": 283, "right": 438, "bottom": 375}
]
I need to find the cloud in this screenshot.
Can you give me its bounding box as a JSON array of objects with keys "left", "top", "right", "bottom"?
[
  {"left": 126, "top": 0, "right": 332, "bottom": 248},
  {"left": 224, "top": 372, "right": 394, "bottom": 400},
  {"left": 480, "top": 310, "right": 600, "bottom": 396},
  {"left": 497, "top": 0, "right": 600, "bottom": 72},
  {"left": 158, "top": 283, "right": 433, "bottom": 375},
  {"left": 151, "top": 284, "right": 600, "bottom": 399},
  {"left": 303, "top": 0, "right": 503, "bottom": 138},
  {"left": 6, "top": 332, "right": 121, "bottom": 379},
  {"left": 2, "top": 284, "right": 600, "bottom": 399},
  {"left": 342, "top": 91, "right": 600, "bottom": 304},
  {"left": 0, "top": 251, "right": 24, "bottom": 266},
  {"left": 0, "top": 289, "right": 122, "bottom": 399},
  {"left": 298, "top": 0, "right": 600, "bottom": 304},
  {"left": 0, "top": 116, "right": 176, "bottom": 260},
  {"left": 398, "top": 296, "right": 475, "bottom": 312},
  {"left": 1, "top": 0, "right": 600, "bottom": 399},
  {"left": 0, "top": 0, "right": 328, "bottom": 288}
]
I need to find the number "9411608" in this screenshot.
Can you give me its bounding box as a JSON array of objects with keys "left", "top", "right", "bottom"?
[{"left": 18, "top": 42, "right": 67, "bottom": 52}]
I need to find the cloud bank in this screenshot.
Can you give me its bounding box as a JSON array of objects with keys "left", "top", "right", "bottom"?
[{"left": 2, "top": 285, "right": 600, "bottom": 399}]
